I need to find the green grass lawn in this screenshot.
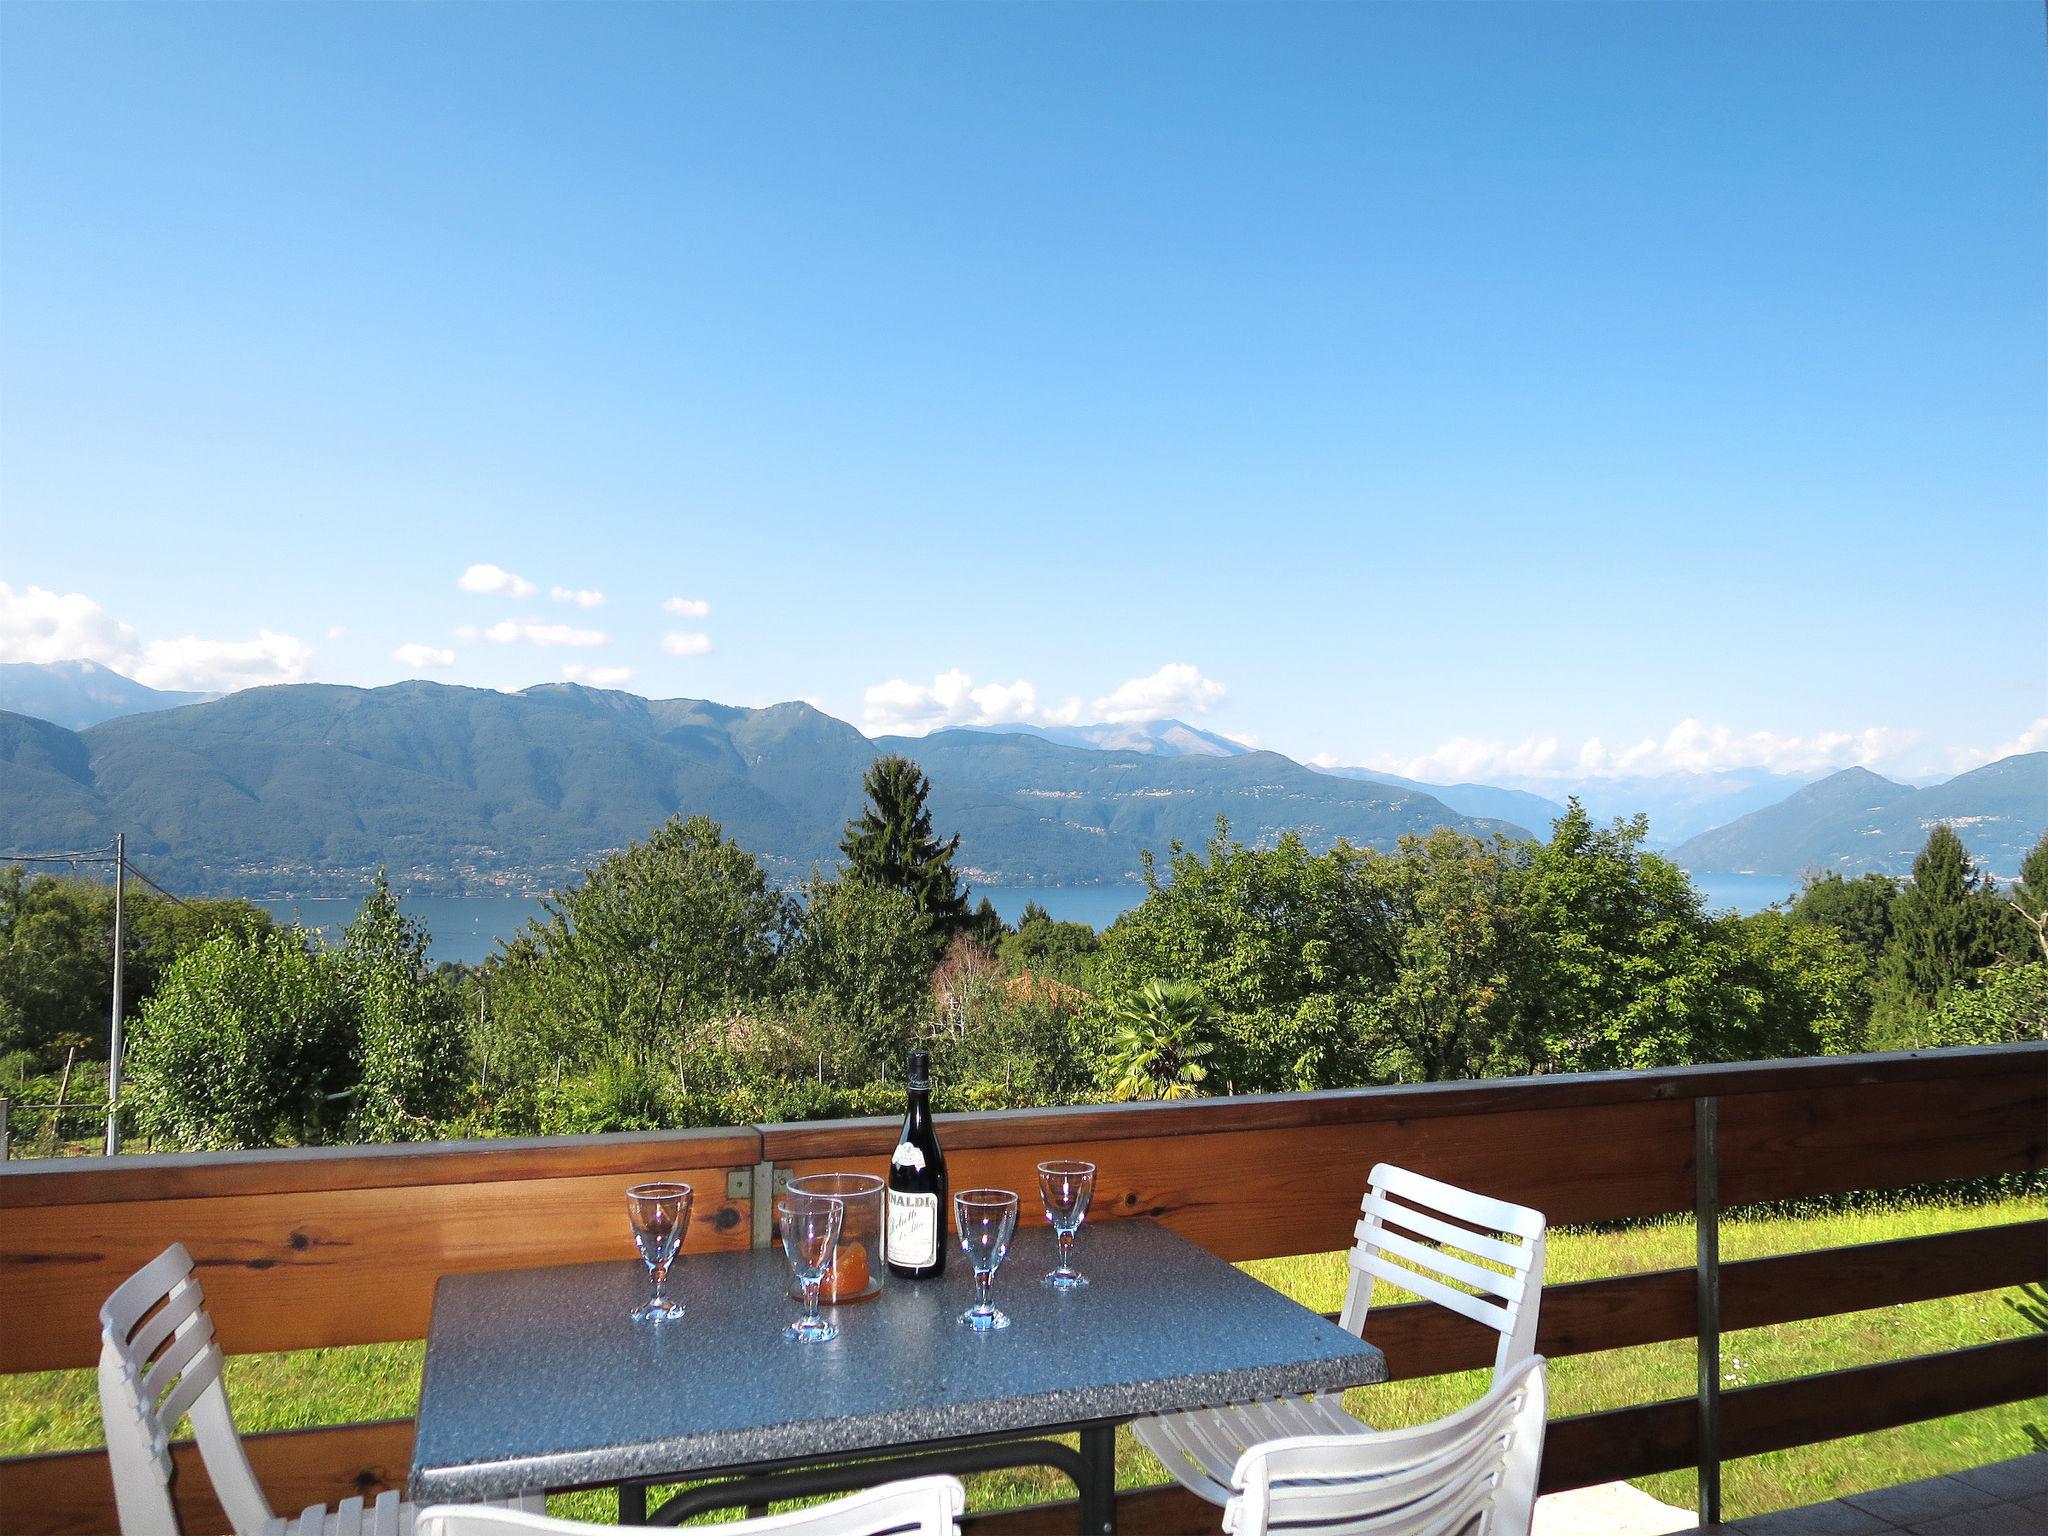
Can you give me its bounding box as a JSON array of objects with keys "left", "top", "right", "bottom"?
[{"left": 7, "top": 1197, "right": 2042, "bottom": 1524}]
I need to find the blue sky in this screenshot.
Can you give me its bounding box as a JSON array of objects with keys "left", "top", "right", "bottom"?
[{"left": 2, "top": 1, "right": 2042, "bottom": 782}]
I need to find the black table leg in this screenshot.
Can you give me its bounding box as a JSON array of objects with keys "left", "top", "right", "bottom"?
[
  {"left": 620, "top": 1483, "right": 648, "bottom": 1523},
  {"left": 1077, "top": 1425, "right": 1117, "bottom": 1536}
]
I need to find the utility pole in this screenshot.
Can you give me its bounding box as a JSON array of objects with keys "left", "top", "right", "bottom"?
[{"left": 105, "top": 833, "right": 125, "bottom": 1156}]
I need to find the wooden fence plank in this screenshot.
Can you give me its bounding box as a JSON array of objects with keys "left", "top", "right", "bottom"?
[
  {"left": 1718, "top": 1071, "right": 2048, "bottom": 1204},
  {"left": 760, "top": 1046, "right": 2044, "bottom": 1162},
  {"left": 0, "top": 1420, "right": 415, "bottom": 1536},
  {"left": 1721, "top": 1335, "right": 2048, "bottom": 1460},
  {"left": 1366, "top": 1219, "right": 2048, "bottom": 1381},
  {"left": 782, "top": 1096, "right": 1694, "bottom": 1265},
  {"left": 0, "top": 1127, "right": 761, "bottom": 1208},
  {"left": 2, "top": 1161, "right": 753, "bottom": 1373}
]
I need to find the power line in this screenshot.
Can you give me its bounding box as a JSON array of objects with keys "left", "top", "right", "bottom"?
[
  {"left": 119, "top": 855, "right": 193, "bottom": 909},
  {"left": 0, "top": 850, "right": 117, "bottom": 864}
]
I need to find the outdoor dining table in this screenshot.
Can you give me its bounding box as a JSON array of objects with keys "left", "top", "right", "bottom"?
[{"left": 408, "top": 1219, "right": 1387, "bottom": 1533}]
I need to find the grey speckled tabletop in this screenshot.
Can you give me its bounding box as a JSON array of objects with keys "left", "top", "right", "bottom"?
[{"left": 409, "top": 1219, "right": 1386, "bottom": 1501}]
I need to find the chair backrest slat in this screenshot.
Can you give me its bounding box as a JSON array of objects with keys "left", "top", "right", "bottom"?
[
  {"left": 1349, "top": 1251, "right": 1511, "bottom": 1332},
  {"left": 1338, "top": 1163, "right": 1547, "bottom": 1381},
  {"left": 139, "top": 1308, "right": 218, "bottom": 1409},
  {"left": 129, "top": 1279, "right": 207, "bottom": 1366},
  {"left": 1356, "top": 1194, "right": 1535, "bottom": 1272},
  {"left": 98, "top": 1243, "right": 276, "bottom": 1536},
  {"left": 1357, "top": 1224, "right": 1524, "bottom": 1303},
  {"left": 1224, "top": 1358, "right": 1548, "bottom": 1536}
]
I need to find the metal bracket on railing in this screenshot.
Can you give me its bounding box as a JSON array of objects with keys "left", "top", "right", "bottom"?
[
  {"left": 748, "top": 1161, "right": 783, "bottom": 1251},
  {"left": 1695, "top": 1096, "right": 1722, "bottom": 1530}
]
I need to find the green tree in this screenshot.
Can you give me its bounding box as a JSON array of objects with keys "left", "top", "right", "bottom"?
[
  {"left": 127, "top": 929, "right": 354, "bottom": 1150},
  {"left": 1100, "top": 980, "right": 1216, "bottom": 1100},
  {"left": 1790, "top": 872, "right": 1900, "bottom": 965},
  {"left": 338, "top": 874, "right": 468, "bottom": 1140},
  {"left": 1355, "top": 828, "right": 1522, "bottom": 1083},
  {"left": 0, "top": 869, "right": 271, "bottom": 1067},
  {"left": 839, "top": 755, "right": 968, "bottom": 931},
  {"left": 493, "top": 814, "right": 791, "bottom": 1069},
  {"left": 781, "top": 874, "right": 934, "bottom": 1074},
  {"left": 1871, "top": 826, "right": 2018, "bottom": 1041},
  {"left": 1000, "top": 908, "right": 1101, "bottom": 986},
  {"left": 2007, "top": 833, "right": 2048, "bottom": 963},
  {"left": 1922, "top": 961, "right": 2048, "bottom": 1046}
]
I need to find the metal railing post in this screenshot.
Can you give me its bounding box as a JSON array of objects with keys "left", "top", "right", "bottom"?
[
  {"left": 1695, "top": 1095, "right": 1722, "bottom": 1528},
  {"left": 750, "top": 1160, "right": 779, "bottom": 1251}
]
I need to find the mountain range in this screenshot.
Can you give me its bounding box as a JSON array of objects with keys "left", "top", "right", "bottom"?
[
  {"left": 0, "top": 680, "right": 1526, "bottom": 895},
  {"left": 0, "top": 659, "right": 213, "bottom": 731},
  {"left": 0, "top": 663, "right": 2039, "bottom": 892},
  {"left": 1670, "top": 756, "right": 2047, "bottom": 878}
]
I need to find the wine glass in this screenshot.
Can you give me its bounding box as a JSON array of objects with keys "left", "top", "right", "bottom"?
[
  {"left": 625, "top": 1182, "right": 692, "bottom": 1323},
  {"left": 1037, "top": 1159, "right": 1095, "bottom": 1289},
  {"left": 779, "top": 1192, "right": 845, "bottom": 1343},
  {"left": 954, "top": 1188, "right": 1020, "bottom": 1331}
]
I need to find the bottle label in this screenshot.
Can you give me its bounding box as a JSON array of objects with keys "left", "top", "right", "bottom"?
[{"left": 888, "top": 1189, "right": 939, "bottom": 1269}]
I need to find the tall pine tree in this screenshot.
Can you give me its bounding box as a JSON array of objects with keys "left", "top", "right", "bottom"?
[
  {"left": 1871, "top": 824, "right": 2013, "bottom": 1041},
  {"left": 840, "top": 755, "right": 970, "bottom": 930}
]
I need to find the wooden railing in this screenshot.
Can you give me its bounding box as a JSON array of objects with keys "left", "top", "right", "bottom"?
[{"left": 2, "top": 1045, "right": 2043, "bottom": 1535}]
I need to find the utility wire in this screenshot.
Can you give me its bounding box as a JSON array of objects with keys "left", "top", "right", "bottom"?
[{"left": 119, "top": 855, "right": 193, "bottom": 909}]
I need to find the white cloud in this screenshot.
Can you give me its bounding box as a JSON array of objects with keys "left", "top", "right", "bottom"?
[
  {"left": 563, "top": 663, "right": 635, "bottom": 687},
  {"left": 392, "top": 643, "right": 456, "bottom": 670},
  {"left": 1363, "top": 718, "right": 1932, "bottom": 783},
  {"left": 665, "top": 596, "right": 711, "bottom": 618},
  {"left": 862, "top": 667, "right": 1086, "bottom": 734},
  {"left": 133, "top": 631, "right": 314, "bottom": 692},
  {"left": 551, "top": 586, "right": 605, "bottom": 608},
  {"left": 0, "top": 582, "right": 315, "bottom": 692},
  {"left": 1092, "top": 663, "right": 1227, "bottom": 724},
  {"left": 661, "top": 631, "right": 713, "bottom": 657},
  {"left": 326, "top": 625, "right": 349, "bottom": 640},
  {"left": 0, "top": 582, "right": 141, "bottom": 667},
  {"left": 481, "top": 620, "right": 608, "bottom": 648},
  {"left": 1946, "top": 717, "right": 2048, "bottom": 773},
  {"left": 458, "top": 563, "right": 537, "bottom": 598}
]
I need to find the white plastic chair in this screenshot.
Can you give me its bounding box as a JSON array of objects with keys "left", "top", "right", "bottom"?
[
  {"left": 1135, "top": 1164, "right": 1547, "bottom": 1506},
  {"left": 415, "top": 1475, "right": 966, "bottom": 1536},
  {"left": 1223, "top": 1357, "right": 1547, "bottom": 1536},
  {"left": 98, "top": 1243, "right": 544, "bottom": 1536}
]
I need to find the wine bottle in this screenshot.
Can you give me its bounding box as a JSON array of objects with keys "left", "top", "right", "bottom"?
[{"left": 886, "top": 1048, "right": 947, "bottom": 1278}]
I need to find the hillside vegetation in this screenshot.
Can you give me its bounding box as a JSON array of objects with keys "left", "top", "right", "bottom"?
[{"left": 0, "top": 682, "right": 1524, "bottom": 894}]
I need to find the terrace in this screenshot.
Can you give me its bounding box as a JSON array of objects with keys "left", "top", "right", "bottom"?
[{"left": 2, "top": 1044, "right": 2043, "bottom": 1535}]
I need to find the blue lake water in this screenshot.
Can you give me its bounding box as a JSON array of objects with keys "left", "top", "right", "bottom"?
[{"left": 263, "top": 873, "right": 1796, "bottom": 968}]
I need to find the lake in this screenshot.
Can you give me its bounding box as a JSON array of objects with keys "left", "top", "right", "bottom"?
[{"left": 261, "top": 872, "right": 1799, "bottom": 967}]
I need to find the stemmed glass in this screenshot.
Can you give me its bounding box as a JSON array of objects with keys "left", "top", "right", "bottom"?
[
  {"left": 1037, "top": 1160, "right": 1095, "bottom": 1289},
  {"left": 779, "top": 1192, "right": 845, "bottom": 1343},
  {"left": 954, "top": 1188, "right": 1021, "bottom": 1332},
  {"left": 625, "top": 1182, "right": 692, "bottom": 1323}
]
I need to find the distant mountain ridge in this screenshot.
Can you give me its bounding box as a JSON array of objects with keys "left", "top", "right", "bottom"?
[
  {"left": 0, "top": 681, "right": 1525, "bottom": 896},
  {"left": 0, "top": 659, "right": 212, "bottom": 730},
  {"left": 952, "top": 719, "right": 1250, "bottom": 757},
  {"left": 1673, "top": 755, "right": 2048, "bottom": 878},
  {"left": 1313, "top": 767, "right": 1570, "bottom": 833}
]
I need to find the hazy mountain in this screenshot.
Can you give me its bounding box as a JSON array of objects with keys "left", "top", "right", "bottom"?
[
  {"left": 1550, "top": 769, "right": 1820, "bottom": 845},
  {"left": 0, "top": 660, "right": 211, "bottom": 730},
  {"left": 0, "top": 683, "right": 1523, "bottom": 896},
  {"left": 1673, "top": 755, "right": 2047, "bottom": 878},
  {"left": 952, "top": 719, "right": 1251, "bottom": 757},
  {"left": 1315, "top": 767, "right": 1569, "bottom": 833},
  {"left": 879, "top": 728, "right": 1530, "bottom": 885}
]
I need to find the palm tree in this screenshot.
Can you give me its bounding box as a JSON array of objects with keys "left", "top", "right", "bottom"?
[{"left": 1102, "top": 980, "right": 1215, "bottom": 1101}]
